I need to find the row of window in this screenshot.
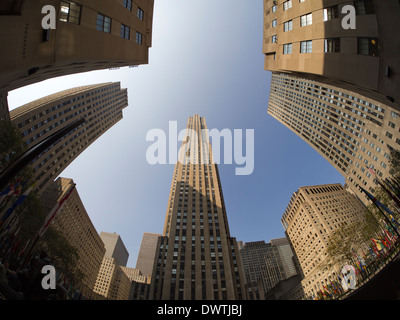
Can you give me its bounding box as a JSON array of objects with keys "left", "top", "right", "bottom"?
[
  {"left": 281, "top": 37, "right": 378, "bottom": 56},
  {"left": 60, "top": 1, "right": 144, "bottom": 44},
  {"left": 271, "top": 0, "right": 374, "bottom": 16}
]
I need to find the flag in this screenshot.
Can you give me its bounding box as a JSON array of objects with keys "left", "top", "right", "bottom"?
[
  {"left": 372, "top": 238, "right": 384, "bottom": 251},
  {"left": 0, "top": 185, "right": 34, "bottom": 223},
  {"left": 359, "top": 187, "right": 398, "bottom": 222}
]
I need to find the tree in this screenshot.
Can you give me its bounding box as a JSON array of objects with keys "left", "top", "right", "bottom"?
[
  {"left": 36, "top": 226, "right": 85, "bottom": 285},
  {"left": 0, "top": 120, "right": 26, "bottom": 172}
]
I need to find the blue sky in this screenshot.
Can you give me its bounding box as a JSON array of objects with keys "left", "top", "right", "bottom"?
[{"left": 8, "top": 0, "right": 344, "bottom": 268}]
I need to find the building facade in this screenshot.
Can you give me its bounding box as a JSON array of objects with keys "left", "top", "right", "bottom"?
[
  {"left": 268, "top": 72, "right": 400, "bottom": 205},
  {"left": 0, "top": 0, "right": 154, "bottom": 112},
  {"left": 149, "top": 115, "right": 247, "bottom": 300},
  {"left": 136, "top": 232, "right": 161, "bottom": 277},
  {"left": 9, "top": 82, "right": 128, "bottom": 195},
  {"left": 263, "top": 0, "right": 400, "bottom": 109},
  {"left": 93, "top": 255, "right": 131, "bottom": 300},
  {"left": 239, "top": 238, "right": 298, "bottom": 297},
  {"left": 40, "top": 177, "right": 106, "bottom": 299},
  {"left": 99, "top": 231, "right": 129, "bottom": 267},
  {"left": 281, "top": 183, "right": 367, "bottom": 298}
]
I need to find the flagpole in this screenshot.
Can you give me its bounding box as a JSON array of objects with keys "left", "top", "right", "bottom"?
[{"left": 360, "top": 187, "right": 400, "bottom": 239}]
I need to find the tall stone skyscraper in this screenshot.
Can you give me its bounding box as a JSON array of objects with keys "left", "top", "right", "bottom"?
[
  {"left": 268, "top": 72, "right": 400, "bottom": 205},
  {"left": 9, "top": 82, "right": 128, "bottom": 194},
  {"left": 149, "top": 115, "right": 247, "bottom": 300}
]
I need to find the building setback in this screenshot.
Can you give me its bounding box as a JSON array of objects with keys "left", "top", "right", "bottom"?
[
  {"left": 0, "top": 0, "right": 154, "bottom": 114},
  {"left": 263, "top": 0, "right": 400, "bottom": 109},
  {"left": 10, "top": 82, "right": 128, "bottom": 195},
  {"left": 281, "top": 183, "right": 367, "bottom": 298},
  {"left": 149, "top": 115, "right": 247, "bottom": 300},
  {"left": 268, "top": 72, "right": 400, "bottom": 205}
]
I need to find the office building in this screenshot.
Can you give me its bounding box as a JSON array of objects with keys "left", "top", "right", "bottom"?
[
  {"left": 268, "top": 72, "right": 400, "bottom": 205},
  {"left": 39, "top": 177, "right": 106, "bottom": 299},
  {"left": 281, "top": 183, "right": 367, "bottom": 298},
  {"left": 0, "top": 0, "right": 154, "bottom": 114},
  {"left": 94, "top": 232, "right": 131, "bottom": 300},
  {"left": 149, "top": 115, "right": 247, "bottom": 300},
  {"left": 121, "top": 267, "right": 151, "bottom": 300},
  {"left": 136, "top": 232, "right": 161, "bottom": 277},
  {"left": 93, "top": 255, "right": 131, "bottom": 300},
  {"left": 239, "top": 238, "right": 298, "bottom": 296},
  {"left": 99, "top": 231, "right": 129, "bottom": 267},
  {"left": 9, "top": 82, "right": 128, "bottom": 195},
  {"left": 263, "top": 0, "right": 400, "bottom": 108}
]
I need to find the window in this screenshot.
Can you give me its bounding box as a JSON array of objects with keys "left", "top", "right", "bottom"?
[
  {"left": 283, "top": 0, "right": 292, "bottom": 11},
  {"left": 284, "top": 20, "right": 293, "bottom": 32},
  {"left": 358, "top": 37, "right": 379, "bottom": 57},
  {"left": 272, "top": 5, "right": 277, "bottom": 12},
  {"left": 272, "top": 35, "right": 277, "bottom": 43},
  {"left": 300, "top": 13, "right": 312, "bottom": 26},
  {"left": 120, "top": 24, "right": 130, "bottom": 39},
  {"left": 272, "top": 19, "right": 277, "bottom": 27},
  {"left": 354, "top": 0, "right": 375, "bottom": 15},
  {"left": 283, "top": 43, "right": 292, "bottom": 54},
  {"left": 59, "top": 1, "right": 81, "bottom": 24},
  {"left": 300, "top": 40, "right": 312, "bottom": 53},
  {"left": 123, "top": 0, "right": 132, "bottom": 11},
  {"left": 324, "top": 38, "right": 340, "bottom": 53},
  {"left": 136, "top": 31, "right": 143, "bottom": 44},
  {"left": 323, "top": 6, "right": 339, "bottom": 21},
  {"left": 96, "top": 13, "right": 111, "bottom": 33},
  {"left": 386, "top": 132, "right": 393, "bottom": 139},
  {"left": 137, "top": 7, "right": 144, "bottom": 20}
]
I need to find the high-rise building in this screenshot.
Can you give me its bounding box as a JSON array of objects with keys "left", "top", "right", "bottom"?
[
  {"left": 40, "top": 177, "right": 106, "bottom": 299},
  {"left": 9, "top": 82, "right": 128, "bottom": 195},
  {"left": 268, "top": 72, "right": 400, "bottom": 205},
  {"left": 281, "top": 183, "right": 367, "bottom": 298},
  {"left": 239, "top": 238, "right": 298, "bottom": 296},
  {"left": 93, "top": 255, "right": 131, "bottom": 300},
  {"left": 94, "top": 232, "right": 131, "bottom": 300},
  {"left": 136, "top": 232, "right": 161, "bottom": 277},
  {"left": 0, "top": 0, "right": 154, "bottom": 114},
  {"left": 263, "top": 0, "right": 400, "bottom": 108},
  {"left": 149, "top": 115, "right": 247, "bottom": 300},
  {"left": 99, "top": 231, "right": 129, "bottom": 267}
]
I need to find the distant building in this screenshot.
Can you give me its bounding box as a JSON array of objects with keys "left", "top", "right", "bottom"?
[
  {"left": 94, "top": 232, "right": 131, "bottom": 300},
  {"left": 136, "top": 232, "right": 161, "bottom": 277},
  {"left": 239, "top": 238, "right": 298, "bottom": 297},
  {"left": 99, "top": 231, "right": 129, "bottom": 267}
]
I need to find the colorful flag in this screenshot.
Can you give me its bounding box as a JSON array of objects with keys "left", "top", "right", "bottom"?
[{"left": 0, "top": 185, "right": 34, "bottom": 223}]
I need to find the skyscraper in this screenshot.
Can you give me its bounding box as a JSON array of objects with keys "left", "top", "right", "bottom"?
[
  {"left": 268, "top": 72, "right": 400, "bottom": 205},
  {"left": 263, "top": 0, "right": 400, "bottom": 108},
  {"left": 9, "top": 82, "right": 128, "bottom": 195},
  {"left": 136, "top": 232, "right": 161, "bottom": 277},
  {"left": 239, "top": 238, "right": 298, "bottom": 296},
  {"left": 281, "top": 183, "right": 367, "bottom": 298},
  {"left": 99, "top": 231, "right": 129, "bottom": 267},
  {"left": 0, "top": 0, "right": 154, "bottom": 114},
  {"left": 149, "top": 115, "right": 247, "bottom": 300}
]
